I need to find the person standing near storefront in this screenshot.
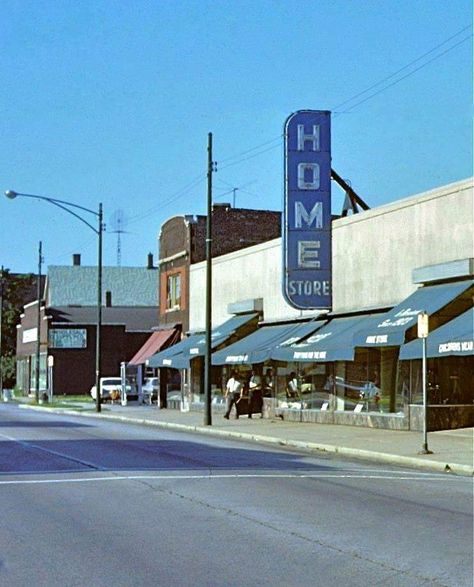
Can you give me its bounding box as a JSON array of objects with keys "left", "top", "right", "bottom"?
[
  {"left": 264, "top": 367, "right": 274, "bottom": 395},
  {"left": 224, "top": 371, "right": 243, "bottom": 420},
  {"left": 248, "top": 368, "right": 263, "bottom": 419},
  {"left": 286, "top": 372, "right": 299, "bottom": 399}
]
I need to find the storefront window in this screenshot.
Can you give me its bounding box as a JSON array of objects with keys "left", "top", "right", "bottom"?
[
  {"left": 16, "top": 357, "right": 30, "bottom": 393},
  {"left": 275, "top": 363, "right": 333, "bottom": 409},
  {"left": 342, "top": 349, "right": 386, "bottom": 412},
  {"left": 29, "top": 353, "right": 47, "bottom": 392},
  {"left": 398, "top": 358, "right": 474, "bottom": 405}
]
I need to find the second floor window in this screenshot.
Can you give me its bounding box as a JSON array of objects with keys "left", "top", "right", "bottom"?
[{"left": 166, "top": 273, "right": 181, "bottom": 310}]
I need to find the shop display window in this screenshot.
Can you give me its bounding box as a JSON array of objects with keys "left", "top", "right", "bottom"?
[
  {"left": 275, "top": 363, "right": 332, "bottom": 409},
  {"left": 398, "top": 358, "right": 474, "bottom": 405}
]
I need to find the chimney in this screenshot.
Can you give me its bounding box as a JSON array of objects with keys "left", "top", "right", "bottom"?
[
  {"left": 73, "top": 254, "right": 81, "bottom": 266},
  {"left": 105, "top": 291, "right": 112, "bottom": 307},
  {"left": 147, "top": 253, "right": 155, "bottom": 269}
]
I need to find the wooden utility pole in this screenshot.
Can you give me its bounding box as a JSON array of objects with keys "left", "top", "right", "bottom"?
[{"left": 204, "top": 132, "right": 213, "bottom": 426}]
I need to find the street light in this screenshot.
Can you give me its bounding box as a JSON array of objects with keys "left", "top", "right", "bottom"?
[{"left": 5, "top": 190, "right": 103, "bottom": 413}]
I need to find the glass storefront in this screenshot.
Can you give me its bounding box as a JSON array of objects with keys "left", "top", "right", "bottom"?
[
  {"left": 397, "top": 357, "right": 474, "bottom": 405},
  {"left": 15, "top": 353, "right": 48, "bottom": 394},
  {"left": 274, "top": 363, "right": 332, "bottom": 409}
]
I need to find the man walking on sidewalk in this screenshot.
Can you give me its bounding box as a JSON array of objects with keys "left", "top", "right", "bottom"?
[{"left": 224, "top": 371, "right": 243, "bottom": 420}]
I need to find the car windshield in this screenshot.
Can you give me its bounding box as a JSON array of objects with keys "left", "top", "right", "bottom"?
[{"left": 102, "top": 379, "right": 121, "bottom": 386}]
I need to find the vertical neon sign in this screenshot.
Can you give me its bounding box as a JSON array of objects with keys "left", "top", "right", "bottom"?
[{"left": 283, "top": 110, "right": 332, "bottom": 310}]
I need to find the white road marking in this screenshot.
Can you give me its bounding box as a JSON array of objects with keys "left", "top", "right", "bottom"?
[{"left": 0, "top": 472, "right": 465, "bottom": 486}]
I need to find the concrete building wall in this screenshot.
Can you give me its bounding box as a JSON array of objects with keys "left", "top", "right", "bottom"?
[
  {"left": 189, "top": 178, "right": 473, "bottom": 330},
  {"left": 332, "top": 178, "right": 473, "bottom": 312},
  {"left": 190, "top": 239, "right": 316, "bottom": 328}
]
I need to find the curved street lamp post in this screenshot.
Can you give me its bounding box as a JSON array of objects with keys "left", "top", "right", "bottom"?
[{"left": 5, "top": 190, "right": 103, "bottom": 413}]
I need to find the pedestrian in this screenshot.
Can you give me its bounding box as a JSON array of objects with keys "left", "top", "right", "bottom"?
[
  {"left": 286, "top": 372, "right": 299, "bottom": 399},
  {"left": 264, "top": 367, "right": 274, "bottom": 395},
  {"left": 224, "top": 370, "right": 243, "bottom": 420},
  {"left": 247, "top": 368, "right": 263, "bottom": 419}
]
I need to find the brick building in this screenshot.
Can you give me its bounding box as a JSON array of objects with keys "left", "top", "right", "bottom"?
[{"left": 159, "top": 204, "right": 281, "bottom": 333}]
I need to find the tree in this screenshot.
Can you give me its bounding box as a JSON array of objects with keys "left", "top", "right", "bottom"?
[{"left": 0, "top": 269, "right": 38, "bottom": 388}]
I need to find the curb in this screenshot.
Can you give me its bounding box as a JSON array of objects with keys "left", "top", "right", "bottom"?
[{"left": 18, "top": 404, "right": 474, "bottom": 477}]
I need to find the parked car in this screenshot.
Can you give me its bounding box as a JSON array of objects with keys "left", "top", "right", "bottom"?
[
  {"left": 90, "top": 377, "right": 134, "bottom": 402},
  {"left": 141, "top": 377, "right": 159, "bottom": 403}
]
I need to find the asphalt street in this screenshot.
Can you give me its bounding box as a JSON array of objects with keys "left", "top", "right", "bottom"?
[{"left": 0, "top": 404, "right": 472, "bottom": 587}]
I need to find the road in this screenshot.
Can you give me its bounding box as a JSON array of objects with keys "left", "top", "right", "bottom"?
[{"left": 0, "top": 404, "right": 472, "bottom": 587}]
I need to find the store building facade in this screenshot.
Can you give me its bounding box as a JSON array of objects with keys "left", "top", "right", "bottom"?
[
  {"left": 16, "top": 257, "right": 159, "bottom": 396},
  {"left": 187, "top": 178, "right": 473, "bottom": 430}
]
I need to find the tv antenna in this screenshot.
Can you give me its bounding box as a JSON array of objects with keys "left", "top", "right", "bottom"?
[{"left": 109, "top": 209, "right": 129, "bottom": 266}]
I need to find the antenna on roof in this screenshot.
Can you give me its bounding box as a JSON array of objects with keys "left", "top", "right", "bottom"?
[{"left": 109, "top": 210, "right": 130, "bottom": 266}]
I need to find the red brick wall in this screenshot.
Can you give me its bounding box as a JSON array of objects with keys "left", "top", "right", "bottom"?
[
  {"left": 158, "top": 207, "right": 281, "bottom": 332},
  {"left": 191, "top": 206, "right": 281, "bottom": 263}
]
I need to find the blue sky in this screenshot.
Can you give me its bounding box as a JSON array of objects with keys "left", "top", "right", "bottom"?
[{"left": 1, "top": 0, "right": 472, "bottom": 273}]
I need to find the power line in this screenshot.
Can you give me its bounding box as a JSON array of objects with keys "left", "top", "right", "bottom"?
[
  {"left": 332, "top": 24, "right": 472, "bottom": 112},
  {"left": 218, "top": 135, "right": 282, "bottom": 165},
  {"left": 111, "top": 25, "right": 472, "bottom": 228},
  {"left": 126, "top": 174, "right": 207, "bottom": 226},
  {"left": 218, "top": 141, "right": 283, "bottom": 172},
  {"left": 336, "top": 34, "right": 472, "bottom": 115}
]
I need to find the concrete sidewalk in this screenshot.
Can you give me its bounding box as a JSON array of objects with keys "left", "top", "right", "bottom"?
[{"left": 18, "top": 400, "right": 474, "bottom": 477}]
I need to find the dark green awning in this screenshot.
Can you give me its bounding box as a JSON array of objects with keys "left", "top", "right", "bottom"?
[
  {"left": 399, "top": 308, "right": 474, "bottom": 359},
  {"left": 148, "top": 313, "right": 258, "bottom": 369},
  {"left": 353, "top": 280, "right": 473, "bottom": 348},
  {"left": 271, "top": 314, "right": 382, "bottom": 362},
  {"left": 212, "top": 320, "right": 323, "bottom": 366}
]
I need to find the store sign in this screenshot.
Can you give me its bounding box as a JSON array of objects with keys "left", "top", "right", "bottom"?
[
  {"left": 49, "top": 328, "right": 87, "bottom": 349},
  {"left": 283, "top": 110, "right": 332, "bottom": 309},
  {"left": 22, "top": 328, "right": 38, "bottom": 344}
]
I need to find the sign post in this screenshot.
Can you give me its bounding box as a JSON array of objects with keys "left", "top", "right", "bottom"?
[
  {"left": 47, "top": 355, "right": 54, "bottom": 404},
  {"left": 283, "top": 110, "right": 332, "bottom": 310},
  {"left": 417, "top": 312, "right": 433, "bottom": 454}
]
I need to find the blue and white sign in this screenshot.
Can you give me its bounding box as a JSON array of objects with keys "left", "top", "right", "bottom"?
[{"left": 283, "top": 110, "right": 332, "bottom": 309}]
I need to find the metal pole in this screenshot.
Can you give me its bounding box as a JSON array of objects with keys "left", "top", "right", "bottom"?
[
  {"left": 417, "top": 311, "right": 432, "bottom": 455},
  {"left": 95, "top": 204, "right": 103, "bottom": 413},
  {"left": 35, "top": 241, "right": 42, "bottom": 403},
  {"left": 204, "top": 132, "right": 213, "bottom": 426},
  {"left": 420, "top": 335, "right": 432, "bottom": 453},
  {"left": 0, "top": 265, "right": 3, "bottom": 397}
]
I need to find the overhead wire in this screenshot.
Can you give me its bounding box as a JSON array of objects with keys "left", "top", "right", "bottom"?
[
  {"left": 331, "top": 24, "right": 472, "bottom": 113},
  {"left": 334, "top": 34, "right": 472, "bottom": 115},
  {"left": 121, "top": 24, "right": 471, "bottom": 223},
  {"left": 126, "top": 173, "right": 207, "bottom": 226}
]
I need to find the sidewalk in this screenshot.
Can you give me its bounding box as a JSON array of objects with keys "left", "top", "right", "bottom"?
[{"left": 17, "top": 399, "right": 474, "bottom": 476}]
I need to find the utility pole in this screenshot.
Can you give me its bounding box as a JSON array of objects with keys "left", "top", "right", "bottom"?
[
  {"left": 0, "top": 265, "right": 4, "bottom": 397},
  {"left": 204, "top": 132, "right": 214, "bottom": 426},
  {"left": 35, "top": 241, "right": 43, "bottom": 403},
  {"left": 96, "top": 203, "right": 103, "bottom": 413}
]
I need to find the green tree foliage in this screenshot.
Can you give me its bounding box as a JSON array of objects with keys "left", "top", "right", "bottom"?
[{"left": 1, "top": 269, "right": 37, "bottom": 388}]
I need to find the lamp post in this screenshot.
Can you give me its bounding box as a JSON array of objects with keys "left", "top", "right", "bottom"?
[{"left": 5, "top": 190, "right": 103, "bottom": 413}]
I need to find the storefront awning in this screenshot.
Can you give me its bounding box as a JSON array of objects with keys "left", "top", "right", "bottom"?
[
  {"left": 399, "top": 308, "right": 474, "bottom": 359},
  {"left": 212, "top": 320, "right": 323, "bottom": 365},
  {"left": 353, "top": 280, "right": 474, "bottom": 348},
  {"left": 148, "top": 313, "right": 259, "bottom": 369},
  {"left": 147, "top": 335, "right": 193, "bottom": 369},
  {"left": 128, "top": 328, "right": 180, "bottom": 366},
  {"left": 271, "top": 314, "right": 382, "bottom": 362},
  {"left": 186, "top": 313, "right": 259, "bottom": 357}
]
